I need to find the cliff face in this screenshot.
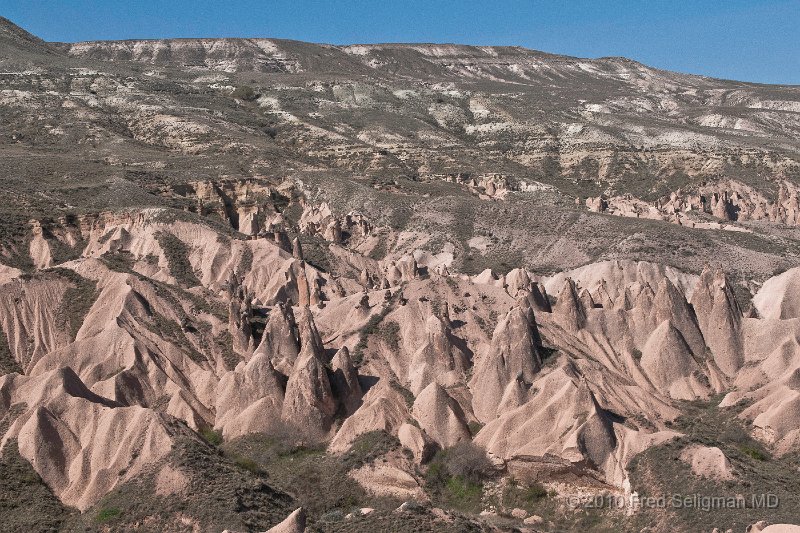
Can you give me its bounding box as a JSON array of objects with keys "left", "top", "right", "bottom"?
[{"left": 2, "top": 16, "right": 800, "bottom": 532}]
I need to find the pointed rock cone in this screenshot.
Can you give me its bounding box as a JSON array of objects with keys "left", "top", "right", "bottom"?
[
  {"left": 296, "top": 305, "right": 324, "bottom": 356},
  {"left": 291, "top": 237, "right": 303, "bottom": 259},
  {"left": 505, "top": 268, "right": 532, "bottom": 296},
  {"left": 228, "top": 281, "right": 255, "bottom": 359},
  {"left": 639, "top": 320, "right": 709, "bottom": 400},
  {"left": 497, "top": 374, "right": 527, "bottom": 413},
  {"left": 614, "top": 287, "right": 634, "bottom": 311},
  {"left": 553, "top": 278, "right": 587, "bottom": 332},
  {"left": 752, "top": 266, "right": 800, "bottom": 319},
  {"left": 412, "top": 382, "right": 471, "bottom": 448},
  {"left": 408, "top": 315, "right": 469, "bottom": 394},
  {"left": 274, "top": 230, "right": 292, "bottom": 252},
  {"left": 592, "top": 280, "right": 615, "bottom": 309},
  {"left": 650, "top": 277, "right": 705, "bottom": 356},
  {"left": 295, "top": 262, "right": 321, "bottom": 307},
  {"left": 330, "top": 346, "right": 363, "bottom": 416},
  {"left": 215, "top": 352, "right": 285, "bottom": 438},
  {"left": 359, "top": 268, "right": 370, "bottom": 287},
  {"left": 265, "top": 507, "right": 307, "bottom": 533},
  {"left": 474, "top": 268, "right": 497, "bottom": 285},
  {"left": 324, "top": 219, "right": 342, "bottom": 243},
  {"left": 579, "top": 288, "right": 596, "bottom": 311},
  {"left": 296, "top": 262, "right": 311, "bottom": 307},
  {"left": 282, "top": 308, "right": 336, "bottom": 432},
  {"left": 470, "top": 305, "right": 542, "bottom": 422},
  {"left": 528, "top": 281, "right": 552, "bottom": 312},
  {"left": 398, "top": 422, "right": 436, "bottom": 464},
  {"left": 633, "top": 283, "right": 655, "bottom": 313},
  {"left": 690, "top": 267, "right": 744, "bottom": 377},
  {"left": 255, "top": 303, "right": 299, "bottom": 375},
  {"left": 397, "top": 255, "right": 418, "bottom": 282}
]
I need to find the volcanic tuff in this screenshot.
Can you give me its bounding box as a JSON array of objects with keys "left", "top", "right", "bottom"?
[{"left": 1, "top": 15, "right": 800, "bottom": 533}]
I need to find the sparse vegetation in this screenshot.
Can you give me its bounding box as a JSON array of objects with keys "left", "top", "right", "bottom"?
[
  {"left": 51, "top": 268, "right": 98, "bottom": 340},
  {"left": 0, "top": 440, "right": 72, "bottom": 531},
  {"left": 4, "top": 17, "right": 800, "bottom": 533},
  {"left": 341, "top": 430, "right": 401, "bottom": 469},
  {"left": 627, "top": 398, "right": 800, "bottom": 532},
  {"left": 64, "top": 437, "right": 294, "bottom": 532},
  {"left": 424, "top": 441, "right": 495, "bottom": 514},
  {"left": 199, "top": 427, "right": 223, "bottom": 446},
  {"left": 231, "top": 85, "right": 259, "bottom": 101},
  {"left": 389, "top": 379, "right": 415, "bottom": 408},
  {"left": 155, "top": 231, "right": 201, "bottom": 287},
  {"left": 95, "top": 506, "right": 122, "bottom": 523},
  {"left": 501, "top": 478, "right": 548, "bottom": 512},
  {"left": 221, "top": 432, "right": 376, "bottom": 520},
  {"left": 0, "top": 329, "right": 21, "bottom": 375},
  {"left": 739, "top": 444, "right": 769, "bottom": 462}
]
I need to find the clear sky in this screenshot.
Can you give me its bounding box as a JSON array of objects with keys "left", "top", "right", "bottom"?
[{"left": 2, "top": 0, "right": 798, "bottom": 84}]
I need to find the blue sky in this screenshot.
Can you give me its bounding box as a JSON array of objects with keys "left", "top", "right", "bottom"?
[{"left": 2, "top": 0, "right": 798, "bottom": 84}]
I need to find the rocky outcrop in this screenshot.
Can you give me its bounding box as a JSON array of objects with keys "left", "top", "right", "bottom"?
[
  {"left": 408, "top": 315, "right": 469, "bottom": 394},
  {"left": 474, "top": 365, "right": 617, "bottom": 471},
  {"left": 215, "top": 352, "right": 285, "bottom": 438},
  {"left": 6, "top": 15, "right": 800, "bottom": 526},
  {"left": 639, "top": 321, "right": 710, "bottom": 400},
  {"left": 470, "top": 304, "right": 541, "bottom": 422},
  {"left": 265, "top": 507, "right": 307, "bottom": 533},
  {"left": 586, "top": 180, "right": 800, "bottom": 228},
  {"left": 255, "top": 303, "right": 300, "bottom": 374},
  {"left": 753, "top": 266, "right": 800, "bottom": 319},
  {"left": 412, "top": 382, "right": 471, "bottom": 449},
  {"left": 228, "top": 273, "right": 256, "bottom": 358},
  {"left": 329, "top": 346, "right": 363, "bottom": 416},
  {"left": 552, "top": 278, "right": 587, "bottom": 332},
  {"left": 0, "top": 367, "right": 180, "bottom": 511},
  {"left": 690, "top": 267, "right": 743, "bottom": 377},
  {"left": 397, "top": 422, "right": 435, "bottom": 463},
  {"left": 679, "top": 444, "right": 734, "bottom": 480},
  {"left": 281, "top": 307, "right": 336, "bottom": 433},
  {"left": 649, "top": 277, "right": 706, "bottom": 357}
]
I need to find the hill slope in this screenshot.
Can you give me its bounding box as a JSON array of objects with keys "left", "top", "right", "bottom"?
[{"left": 0, "top": 17, "right": 799, "bottom": 532}]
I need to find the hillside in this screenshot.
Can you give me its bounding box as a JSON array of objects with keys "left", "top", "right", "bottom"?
[{"left": 1, "top": 17, "right": 800, "bottom": 532}]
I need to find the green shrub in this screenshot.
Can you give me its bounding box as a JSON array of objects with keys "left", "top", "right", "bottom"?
[
  {"left": 443, "top": 476, "right": 483, "bottom": 512},
  {"left": 96, "top": 507, "right": 121, "bottom": 523},
  {"left": 381, "top": 321, "right": 401, "bottom": 351},
  {"left": 232, "top": 455, "right": 263, "bottom": 475},
  {"left": 740, "top": 444, "right": 769, "bottom": 461},
  {"left": 424, "top": 442, "right": 494, "bottom": 514},
  {"left": 389, "top": 380, "right": 415, "bottom": 408},
  {"left": 468, "top": 421, "right": 484, "bottom": 437},
  {"left": 200, "top": 428, "right": 223, "bottom": 446},
  {"left": 231, "top": 85, "right": 258, "bottom": 101}
]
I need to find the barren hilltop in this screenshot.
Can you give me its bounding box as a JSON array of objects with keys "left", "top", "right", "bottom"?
[{"left": 1, "top": 16, "right": 800, "bottom": 532}]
